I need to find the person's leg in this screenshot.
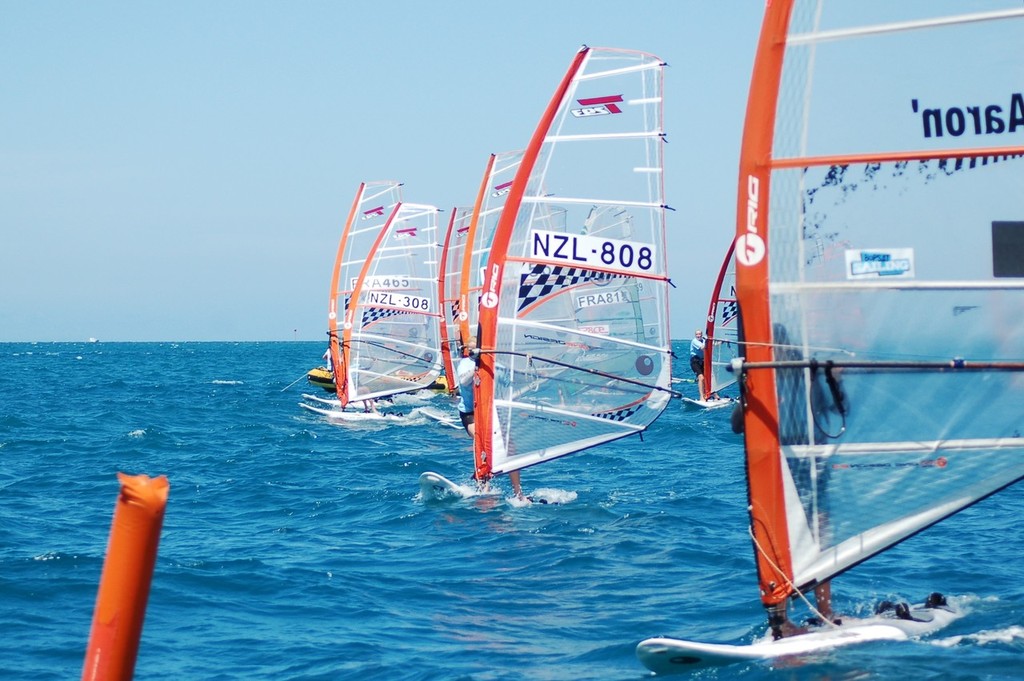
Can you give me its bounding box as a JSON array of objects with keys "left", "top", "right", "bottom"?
[
  {"left": 815, "top": 581, "right": 832, "bottom": 619},
  {"left": 509, "top": 470, "right": 522, "bottom": 497}
]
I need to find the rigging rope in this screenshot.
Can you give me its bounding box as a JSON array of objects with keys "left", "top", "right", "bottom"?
[{"left": 747, "top": 526, "right": 840, "bottom": 631}]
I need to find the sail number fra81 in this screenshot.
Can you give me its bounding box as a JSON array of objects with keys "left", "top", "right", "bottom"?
[{"left": 530, "top": 229, "right": 654, "bottom": 275}]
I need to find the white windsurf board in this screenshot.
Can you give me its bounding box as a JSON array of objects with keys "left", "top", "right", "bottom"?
[
  {"left": 302, "top": 392, "right": 340, "bottom": 406},
  {"left": 682, "top": 396, "right": 733, "bottom": 410},
  {"left": 636, "top": 601, "right": 960, "bottom": 673},
  {"left": 418, "top": 471, "right": 473, "bottom": 500},
  {"left": 298, "top": 402, "right": 401, "bottom": 422},
  {"left": 417, "top": 406, "right": 462, "bottom": 429}
]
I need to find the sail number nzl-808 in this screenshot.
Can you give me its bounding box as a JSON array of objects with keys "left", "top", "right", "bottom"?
[{"left": 530, "top": 229, "right": 654, "bottom": 276}]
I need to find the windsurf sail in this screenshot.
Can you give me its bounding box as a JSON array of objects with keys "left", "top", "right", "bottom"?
[
  {"left": 438, "top": 205, "right": 474, "bottom": 395},
  {"left": 437, "top": 151, "right": 526, "bottom": 393},
  {"left": 733, "top": 1, "right": 1024, "bottom": 622},
  {"left": 703, "top": 239, "right": 741, "bottom": 396},
  {"left": 331, "top": 186, "right": 442, "bottom": 406},
  {"left": 458, "top": 150, "right": 525, "bottom": 349},
  {"left": 473, "top": 46, "right": 675, "bottom": 482},
  {"left": 329, "top": 181, "right": 404, "bottom": 407}
]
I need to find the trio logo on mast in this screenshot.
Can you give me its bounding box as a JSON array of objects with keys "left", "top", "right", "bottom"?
[
  {"left": 362, "top": 206, "right": 385, "bottom": 220},
  {"left": 571, "top": 95, "right": 624, "bottom": 118},
  {"left": 480, "top": 263, "right": 501, "bottom": 308},
  {"left": 394, "top": 227, "right": 418, "bottom": 240},
  {"left": 736, "top": 174, "right": 766, "bottom": 267}
]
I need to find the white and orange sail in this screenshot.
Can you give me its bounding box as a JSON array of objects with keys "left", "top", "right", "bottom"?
[
  {"left": 438, "top": 205, "right": 475, "bottom": 395},
  {"left": 437, "top": 150, "right": 525, "bottom": 392},
  {"left": 473, "top": 46, "right": 675, "bottom": 484},
  {"left": 702, "top": 239, "right": 741, "bottom": 397},
  {"left": 732, "top": 0, "right": 1024, "bottom": 624},
  {"left": 328, "top": 182, "right": 442, "bottom": 407}
]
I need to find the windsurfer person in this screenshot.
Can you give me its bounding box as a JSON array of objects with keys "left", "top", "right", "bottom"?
[
  {"left": 767, "top": 583, "right": 834, "bottom": 639},
  {"left": 768, "top": 322, "right": 844, "bottom": 638},
  {"left": 457, "top": 338, "right": 523, "bottom": 498},
  {"left": 690, "top": 329, "right": 717, "bottom": 401}
]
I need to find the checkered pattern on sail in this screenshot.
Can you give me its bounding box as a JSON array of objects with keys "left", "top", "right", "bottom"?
[
  {"left": 361, "top": 307, "right": 407, "bottom": 326},
  {"left": 593, "top": 403, "right": 642, "bottom": 422},
  {"left": 720, "top": 299, "right": 738, "bottom": 325},
  {"left": 517, "top": 264, "right": 622, "bottom": 312},
  {"left": 450, "top": 299, "right": 461, "bottom": 319}
]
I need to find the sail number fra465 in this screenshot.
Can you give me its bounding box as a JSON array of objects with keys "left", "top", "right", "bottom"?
[{"left": 530, "top": 229, "right": 654, "bottom": 275}]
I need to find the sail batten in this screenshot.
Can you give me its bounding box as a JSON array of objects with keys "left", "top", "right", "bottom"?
[
  {"left": 789, "top": 437, "right": 1024, "bottom": 456},
  {"left": 773, "top": 280, "right": 1024, "bottom": 292},
  {"left": 771, "top": 147, "right": 1024, "bottom": 169},
  {"left": 544, "top": 131, "right": 665, "bottom": 142},
  {"left": 521, "top": 195, "right": 665, "bottom": 208},
  {"left": 787, "top": 7, "right": 1024, "bottom": 45}
]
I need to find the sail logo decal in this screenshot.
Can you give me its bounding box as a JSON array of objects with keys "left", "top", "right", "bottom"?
[
  {"left": 523, "top": 333, "right": 588, "bottom": 350},
  {"left": 519, "top": 412, "right": 577, "bottom": 427},
  {"left": 571, "top": 95, "right": 624, "bottom": 118},
  {"left": 736, "top": 175, "right": 765, "bottom": 267},
  {"left": 394, "top": 227, "right": 417, "bottom": 240},
  {"left": 481, "top": 264, "right": 500, "bottom": 308},
  {"left": 456, "top": 225, "right": 470, "bottom": 237},
  {"left": 363, "top": 206, "right": 385, "bottom": 219},
  {"left": 492, "top": 180, "right": 513, "bottom": 196},
  {"left": 845, "top": 248, "right": 914, "bottom": 279},
  {"left": 912, "top": 94, "right": 1024, "bottom": 138},
  {"left": 576, "top": 288, "right": 633, "bottom": 308}
]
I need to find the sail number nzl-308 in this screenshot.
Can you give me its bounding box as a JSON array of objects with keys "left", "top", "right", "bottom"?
[
  {"left": 530, "top": 229, "right": 654, "bottom": 276},
  {"left": 364, "top": 290, "right": 431, "bottom": 312}
]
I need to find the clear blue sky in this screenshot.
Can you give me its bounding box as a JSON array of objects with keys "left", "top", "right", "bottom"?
[{"left": 1, "top": 1, "right": 763, "bottom": 342}]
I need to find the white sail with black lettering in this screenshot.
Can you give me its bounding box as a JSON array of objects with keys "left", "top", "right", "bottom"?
[
  {"left": 344, "top": 202, "right": 442, "bottom": 402},
  {"left": 474, "top": 47, "right": 674, "bottom": 480},
  {"left": 733, "top": 1, "right": 1024, "bottom": 612}
]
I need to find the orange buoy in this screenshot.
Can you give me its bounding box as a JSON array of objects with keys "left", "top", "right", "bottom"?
[{"left": 82, "top": 473, "right": 169, "bottom": 681}]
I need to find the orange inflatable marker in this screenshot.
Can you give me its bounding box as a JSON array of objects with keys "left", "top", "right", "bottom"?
[{"left": 82, "top": 473, "right": 170, "bottom": 681}]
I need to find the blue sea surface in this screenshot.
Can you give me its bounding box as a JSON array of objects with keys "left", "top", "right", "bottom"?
[{"left": 1, "top": 341, "right": 1022, "bottom": 680}]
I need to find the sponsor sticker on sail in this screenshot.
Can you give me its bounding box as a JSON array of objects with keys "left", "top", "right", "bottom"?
[
  {"left": 571, "top": 95, "right": 624, "bottom": 118},
  {"left": 845, "top": 248, "right": 915, "bottom": 279}
]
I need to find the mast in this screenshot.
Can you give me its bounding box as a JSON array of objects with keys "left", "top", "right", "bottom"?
[
  {"left": 459, "top": 154, "right": 497, "bottom": 348},
  {"left": 329, "top": 183, "right": 367, "bottom": 408},
  {"left": 474, "top": 47, "right": 590, "bottom": 481},
  {"left": 438, "top": 206, "right": 471, "bottom": 395},
  {"left": 703, "top": 238, "right": 740, "bottom": 396},
  {"left": 735, "top": 0, "right": 793, "bottom": 609}
]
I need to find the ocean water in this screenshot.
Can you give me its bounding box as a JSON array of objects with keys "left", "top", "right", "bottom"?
[{"left": 1, "top": 341, "right": 1022, "bottom": 680}]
